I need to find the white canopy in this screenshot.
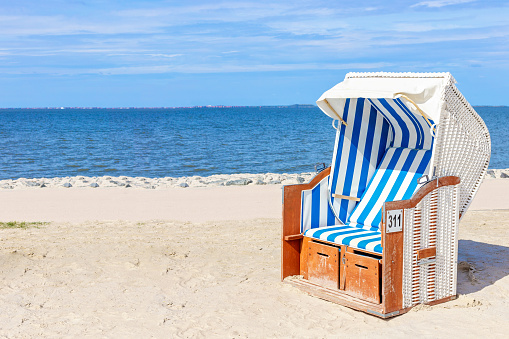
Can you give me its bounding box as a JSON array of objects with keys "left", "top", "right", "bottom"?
[{"left": 316, "top": 72, "right": 454, "bottom": 123}]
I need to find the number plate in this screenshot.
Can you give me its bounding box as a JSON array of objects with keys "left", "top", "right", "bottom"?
[{"left": 386, "top": 209, "right": 403, "bottom": 233}]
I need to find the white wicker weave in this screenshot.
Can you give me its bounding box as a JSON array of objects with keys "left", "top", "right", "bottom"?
[
  {"left": 401, "top": 182, "right": 460, "bottom": 308},
  {"left": 434, "top": 75, "right": 491, "bottom": 217}
]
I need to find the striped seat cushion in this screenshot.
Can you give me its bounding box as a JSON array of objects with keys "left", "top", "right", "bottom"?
[
  {"left": 348, "top": 147, "right": 432, "bottom": 231},
  {"left": 304, "top": 225, "right": 382, "bottom": 254}
]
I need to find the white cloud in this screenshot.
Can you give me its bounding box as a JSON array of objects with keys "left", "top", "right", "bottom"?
[
  {"left": 0, "top": 61, "right": 393, "bottom": 76},
  {"left": 411, "top": 0, "right": 476, "bottom": 8},
  {"left": 146, "top": 54, "right": 183, "bottom": 58}
]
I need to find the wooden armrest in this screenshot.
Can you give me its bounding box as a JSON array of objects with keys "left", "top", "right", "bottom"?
[
  {"left": 385, "top": 176, "right": 460, "bottom": 211},
  {"left": 417, "top": 247, "right": 436, "bottom": 260},
  {"left": 284, "top": 234, "right": 304, "bottom": 241},
  {"left": 332, "top": 194, "right": 360, "bottom": 201}
]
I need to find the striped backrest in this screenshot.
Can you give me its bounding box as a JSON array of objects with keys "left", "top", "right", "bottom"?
[
  {"left": 347, "top": 147, "right": 433, "bottom": 231},
  {"left": 328, "top": 98, "right": 391, "bottom": 223},
  {"left": 369, "top": 98, "right": 434, "bottom": 150}
]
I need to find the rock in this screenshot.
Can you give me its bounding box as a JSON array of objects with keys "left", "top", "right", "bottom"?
[
  {"left": 225, "top": 178, "right": 253, "bottom": 186},
  {"left": 203, "top": 180, "right": 226, "bottom": 186},
  {"left": 40, "top": 183, "right": 47, "bottom": 188},
  {"left": 296, "top": 176, "right": 306, "bottom": 184},
  {"left": 253, "top": 179, "right": 265, "bottom": 185},
  {"left": 268, "top": 179, "right": 281, "bottom": 185},
  {"left": 63, "top": 183, "right": 72, "bottom": 188},
  {"left": 25, "top": 181, "right": 40, "bottom": 187},
  {"left": 179, "top": 182, "right": 189, "bottom": 188},
  {"left": 486, "top": 169, "right": 496, "bottom": 178},
  {"left": 90, "top": 183, "right": 99, "bottom": 188},
  {"left": 189, "top": 181, "right": 207, "bottom": 188},
  {"left": 501, "top": 172, "right": 509, "bottom": 178},
  {"left": 125, "top": 183, "right": 132, "bottom": 188}
]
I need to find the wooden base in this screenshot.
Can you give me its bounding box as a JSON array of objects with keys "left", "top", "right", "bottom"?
[
  {"left": 286, "top": 277, "right": 390, "bottom": 317},
  {"left": 286, "top": 277, "right": 457, "bottom": 318}
]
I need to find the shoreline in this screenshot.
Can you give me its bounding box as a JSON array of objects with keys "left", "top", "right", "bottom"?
[
  {"left": 1, "top": 168, "right": 508, "bottom": 189},
  {"left": 0, "top": 172, "right": 316, "bottom": 189}
]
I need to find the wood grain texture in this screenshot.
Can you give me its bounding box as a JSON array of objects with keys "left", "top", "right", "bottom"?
[
  {"left": 284, "top": 234, "right": 304, "bottom": 241},
  {"left": 307, "top": 241, "right": 340, "bottom": 290},
  {"left": 417, "top": 247, "right": 436, "bottom": 260},
  {"left": 344, "top": 252, "right": 381, "bottom": 304},
  {"left": 382, "top": 219, "right": 404, "bottom": 314},
  {"left": 287, "top": 278, "right": 389, "bottom": 318},
  {"left": 281, "top": 168, "right": 331, "bottom": 280},
  {"left": 300, "top": 237, "right": 310, "bottom": 279},
  {"left": 340, "top": 245, "right": 347, "bottom": 290}
]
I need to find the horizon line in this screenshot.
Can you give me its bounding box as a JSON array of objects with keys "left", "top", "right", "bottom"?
[
  {"left": 0, "top": 104, "right": 507, "bottom": 110},
  {"left": 0, "top": 104, "right": 318, "bottom": 110}
]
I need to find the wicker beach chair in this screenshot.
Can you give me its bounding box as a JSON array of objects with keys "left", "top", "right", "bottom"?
[{"left": 281, "top": 72, "right": 491, "bottom": 317}]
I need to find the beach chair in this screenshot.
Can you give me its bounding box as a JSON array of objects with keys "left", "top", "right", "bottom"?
[{"left": 281, "top": 72, "right": 491, "bottom": 317}]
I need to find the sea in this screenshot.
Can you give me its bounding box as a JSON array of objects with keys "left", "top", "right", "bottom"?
[{"left": 0, "top": 105, "right": 507, "bottom": 180}]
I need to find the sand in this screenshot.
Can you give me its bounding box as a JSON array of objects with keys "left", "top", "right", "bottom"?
[{"left": 0, "top": 178, "right": 508, "bottom": 337}]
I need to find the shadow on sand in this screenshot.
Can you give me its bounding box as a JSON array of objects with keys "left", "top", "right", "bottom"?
[{"left": 457, "top": 239, "right": 509, "bottom": 295}]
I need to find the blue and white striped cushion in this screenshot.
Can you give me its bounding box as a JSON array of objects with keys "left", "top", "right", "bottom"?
[
  {"left": 369, "top": 98, "right": 434, "bottom": 150},
  {"left": 304, "top": 147, "right": 432, "bottom": 253},
  {"left": 301, "top": 176, "right": 338, "bottom": 233},
  {"left": 304, "top": 225, "right": 382, "bottom": 254},
  {"left": 347, "top": 147, "right": 432, "bottom": 231},
  {"left": 328, "top": 98, "right": 391, "bottom": 223}
]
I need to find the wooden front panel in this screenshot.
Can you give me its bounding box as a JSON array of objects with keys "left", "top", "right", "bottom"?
[
  {"left": 307, "top": 241, "right": 340, "bottom": 290},
  {"left": 382, "top": 216, "right": 404, "bottom": 313},
  {"left": 344, "top": 252, "right": 381, "bottom": 304}
]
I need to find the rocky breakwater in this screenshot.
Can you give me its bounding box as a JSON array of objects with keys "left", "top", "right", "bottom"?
[
  {"left": 0, "top": 172, "right": 317, "bottom": 190},
  {"left": 485, "top": 169, "right": 509, "bottom": 179}
]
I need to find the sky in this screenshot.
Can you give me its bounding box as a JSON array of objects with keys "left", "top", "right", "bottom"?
[{"left": 0, "top": 0, "right": 508, "bottom": 107}]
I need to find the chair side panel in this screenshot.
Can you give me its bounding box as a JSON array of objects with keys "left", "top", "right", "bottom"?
[
  {"left": 433, "top": 78, "right": 491, "bottom": 217},
  {"left": 401, "top": 183, "right": 459, "bottom": 308}
]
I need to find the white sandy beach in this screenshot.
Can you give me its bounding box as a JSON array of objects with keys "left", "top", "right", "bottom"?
[{"left": 0, "top": 177, "right": 508, "bottom": 337}]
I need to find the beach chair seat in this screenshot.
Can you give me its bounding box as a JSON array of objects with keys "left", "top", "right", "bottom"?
[
  {"left": 282, "top": 72, "right": 491, "bottom": 318},
  {"left": 303, "top": 147, "right": 432, "bottom": 253}
]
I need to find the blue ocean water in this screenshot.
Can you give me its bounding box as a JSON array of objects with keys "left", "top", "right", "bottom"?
[{"left": 0, "top": 106, "right": 506, "bottom": 180}]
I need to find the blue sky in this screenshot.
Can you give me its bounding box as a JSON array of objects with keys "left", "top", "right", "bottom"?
[{"left": 0, "top": 0, "right": 508, "bottom": 107}]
